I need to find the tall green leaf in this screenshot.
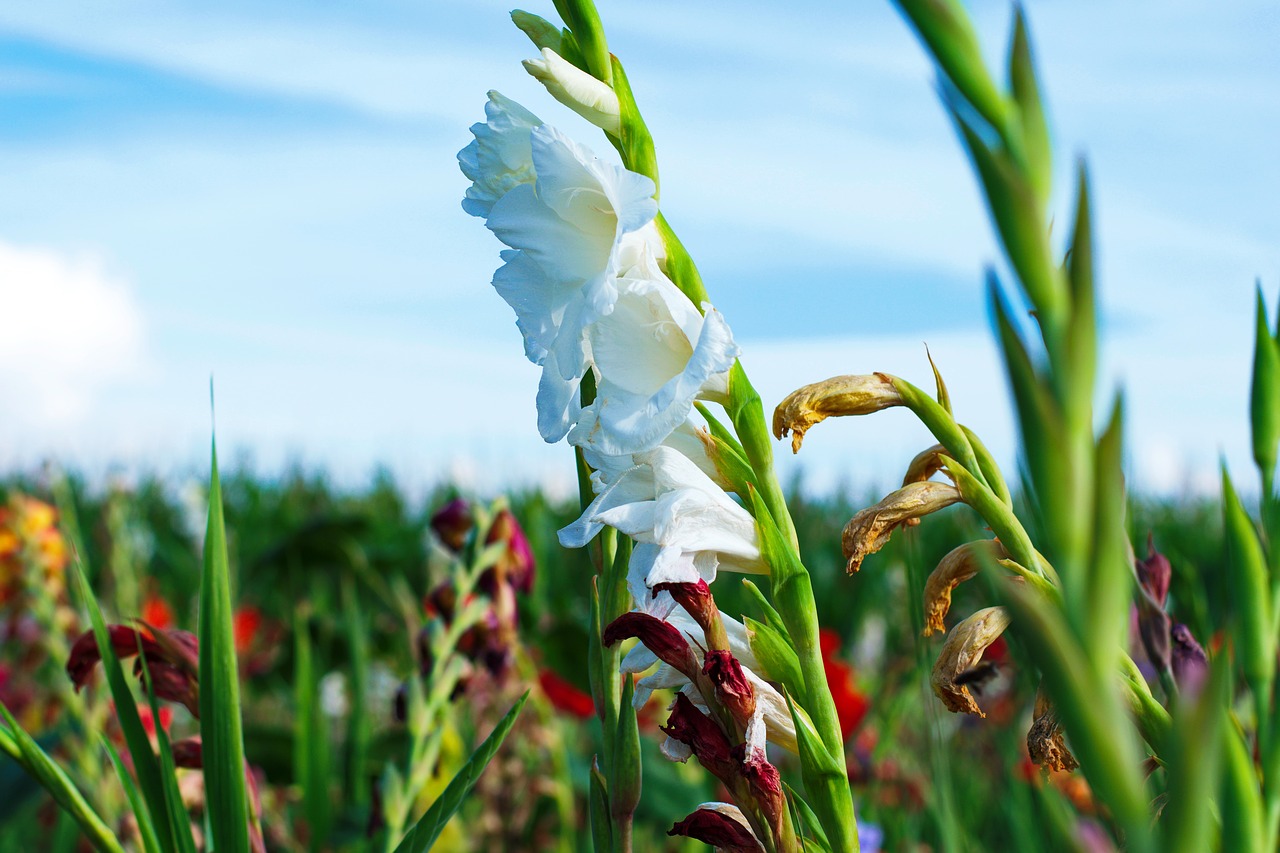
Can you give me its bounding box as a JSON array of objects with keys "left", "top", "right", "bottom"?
[
  {"left": 391, "top": 692, "right": 528, "bottom": 853},
  {"left": 69, "top": 559, "right": 184, "bottom": 853},
  {"left": 198, "top": 438, "right": 252, "bottom": 853}
]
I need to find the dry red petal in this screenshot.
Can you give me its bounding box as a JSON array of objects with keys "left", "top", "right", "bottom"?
[
  {"left": 661, "top": 693, "right": 737, "bottom": 784},
  {"left": 602, "top": 612, "right": 699, "bottom": 679},
  {"left": 669, "top": 807, "right": 762, "bottom": 852}
]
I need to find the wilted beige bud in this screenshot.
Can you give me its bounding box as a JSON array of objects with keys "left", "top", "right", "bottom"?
[
  {"left": 922, "top": 539, "right": 1008, "bottom": 637},
  {"left": 1027, "top": 686, "right": 1079, "bottom": 772},
  {"left": 772, "top": 373, "right": 903, "bottom": 453},
  {"left": 931, "top": 606, "right": 1010, "bottom": 716},
  {"left": 902, "top": 443, "right": 949, "bottom": 487},
  {"left": 842, "top": 481, "right": 962, "bottom": 574},
  {"left": 899, "top": 444, "right": 951, "bottom": 529}
]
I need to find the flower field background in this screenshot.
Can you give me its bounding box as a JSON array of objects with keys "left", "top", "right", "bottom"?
[
  {"left": 3, "top": 0, "right": 1278, "bottom": 850},
  {"left": 0, "top": 471, "right": 1226, "bottom": 850}
]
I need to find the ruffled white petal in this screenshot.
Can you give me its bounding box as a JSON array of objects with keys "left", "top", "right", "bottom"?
[{"left": 459, "top": 91, "right": 541, "bottom": 218}]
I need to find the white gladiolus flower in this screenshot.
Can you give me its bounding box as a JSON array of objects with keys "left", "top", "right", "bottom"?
[
  {"left": 559, "top": 446, "right": 766, "bottom": 587},
  {"left": 581, "top": 417, "right": 726, "bottom": 492},
  {"left": 568, "top": 246, "right": 740, "bottom": 457},
  {"left": 458, "top": 91, "right": 541, "bottom": 219},
  {"left": 461, "top": 94, "right": 660, "bottom": 442},
  {"left": 522, "top": 47, "right": 621, "bottom": 135}
]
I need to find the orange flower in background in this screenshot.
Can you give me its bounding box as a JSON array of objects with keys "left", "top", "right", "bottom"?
[
  {"left": 819, "top": 628, "right": 870, "bottom": 740},
  {"left": 0, "top": 494, "right": 70, "bottom": 606}
]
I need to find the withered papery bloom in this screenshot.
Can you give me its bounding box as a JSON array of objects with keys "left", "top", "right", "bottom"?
[
  {"left": 1027, "top": 686, "right": 1079, "bottom": 772},
  {"left": 931, "top": 606, "right": 1011, "bottom": 717},
  {"left": 902, "top": 444, "right": 949, "bottom": 488},
  {"left": 922, "top": 539, "right": 1008, "bottom": 637},
  {"left": 772, "top": 373, "right": 903, "bottom": 453},
  {"left": 843, "top": 481, "right": 963, "bottom": 574}
]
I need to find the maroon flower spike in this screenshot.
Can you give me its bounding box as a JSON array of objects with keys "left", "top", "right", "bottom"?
[
  {"left": 430, "top": 498, "right": 473, "bottom": 552},
  {"left": 669, "top": 808, "right": 763, "bottom": 852},
  {"left": 485, "top": 509, "right": 536, "bottom": 593},
  {"left": 1136, "top": 533, "right": 1172, "bottom": 607},
  {"left": 602, "top": 612, "right": 699, "bottom": 679},
  {"left": 702, "top": 650, "right": 757, "bottom": 727},
  {"left": 1171, "top": 622, "right": 1209, "bottom": 697},
  {"left": 67, "top": 624, "right": 201, "bottom": 717},
  {"left": 661, "top": 692, "right": 738, "bottom": 785}
]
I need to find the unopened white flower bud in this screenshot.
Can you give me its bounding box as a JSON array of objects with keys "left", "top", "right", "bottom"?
[{"left": 523, "top": 48, "right": 621, "bottom": 136}]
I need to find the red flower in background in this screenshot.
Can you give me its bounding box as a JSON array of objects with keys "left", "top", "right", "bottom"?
[
  {"left": 538, "top": 669, "right": 594, "bottom": 719},
  {"left": 234, "top": 607, "right": 261, "bottom": 654},
  {"left": 819, "top": 628, "right": 869, "bottom": 740}
]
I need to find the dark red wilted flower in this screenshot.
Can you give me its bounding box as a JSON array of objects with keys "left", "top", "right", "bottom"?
[
  {"left": 431, "top": 498, "right": 473, "bottom": 552},
  {"left": 67, "top": 623, "right": 200, "bottom": 717},
  {"left": 171, "top": 736, "right": 202, "bottom": 769},
  {"left": 485, "top": 509, "right": 535, "bottom": 593},
  {"left": 654, "top": 580, "right": 719, "bottom": 636},
  {"left": 603, "top": 612, "right": 699, "bottom": 679},
  {"left": 819, "top": 628, "right": 869, "bottom": 739},
  {"left": 735, "top": 742, "right": 786, "bottom": 833},
  {"left": 538, "top": 669, "right": 595, "bottom": 719},
  {"left": 702, "top": 650, "right": 756, "bottom": 726},
  {"left": 1171, "top": 622, "right": 1209, "bottom": 697},
  {"left": 669, "top": 807, "right": 763, "bottom": 852},
  {"left": 661, "top": 692, "right": 737, "bottom": 784},
  {"left": 1136, "top": 533, "right": 1172, "bottom": 608}
]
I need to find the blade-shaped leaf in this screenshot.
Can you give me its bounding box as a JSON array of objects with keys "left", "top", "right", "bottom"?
[
  {"left": 0, "top": 706, "right": 124, "bottom": 853},
  {"left": 101, "top": 736, "right": 163, "bottom": 853},
  {"left": 198, "top": 438, "right": 252, "bottom": 853},
  {"left": 69, "top": 559, "right": 182, "bottom": 853},
  {"left": 391, "top": 692, "right": 528, "bottom": 853}
]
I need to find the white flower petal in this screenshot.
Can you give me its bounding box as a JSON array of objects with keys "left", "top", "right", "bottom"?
[{"left": 459, "top": 91, "right": 541, "bottom": 218}]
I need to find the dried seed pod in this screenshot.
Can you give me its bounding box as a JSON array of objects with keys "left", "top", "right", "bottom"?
[
  {"left": 931, "top": 606, "right": 1010, "bottom": 716},
  {"left": 1027, "top": 685, "right": 1079, "bottom": 772},
  {"left": 772, "top": 373, "right": 902, "bottom": 453},
  {"left": 842, "top": 481, "right": 962, "bottom": 574},
  {"left": 923, "top": 539, "right": 1008, "bottom": 636}
]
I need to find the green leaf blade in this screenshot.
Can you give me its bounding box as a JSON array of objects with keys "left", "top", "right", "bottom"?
[
  {"left": 198, "top": 439, "right": 252, "bottom": 853},
  {"left": 392, "top": 692, "right": 529, "bottom": 853}
]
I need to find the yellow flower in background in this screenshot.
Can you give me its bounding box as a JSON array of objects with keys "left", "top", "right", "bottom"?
[{"left": 0, "top": 494, "right": 70, "bottom": 606}]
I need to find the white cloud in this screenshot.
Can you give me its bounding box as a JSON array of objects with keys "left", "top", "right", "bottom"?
[{"left": 0, "top": 240, "right": 145, "bottom": 431}]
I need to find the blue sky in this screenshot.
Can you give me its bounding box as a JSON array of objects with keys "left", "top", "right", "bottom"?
[{"left": 1, "top": 1, "right": 1277, "bottom": 498}]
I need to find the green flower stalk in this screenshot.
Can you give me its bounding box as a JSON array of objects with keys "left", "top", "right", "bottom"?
[{"left": 463, "top": 1, "right": 863, "bottom": 848}]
